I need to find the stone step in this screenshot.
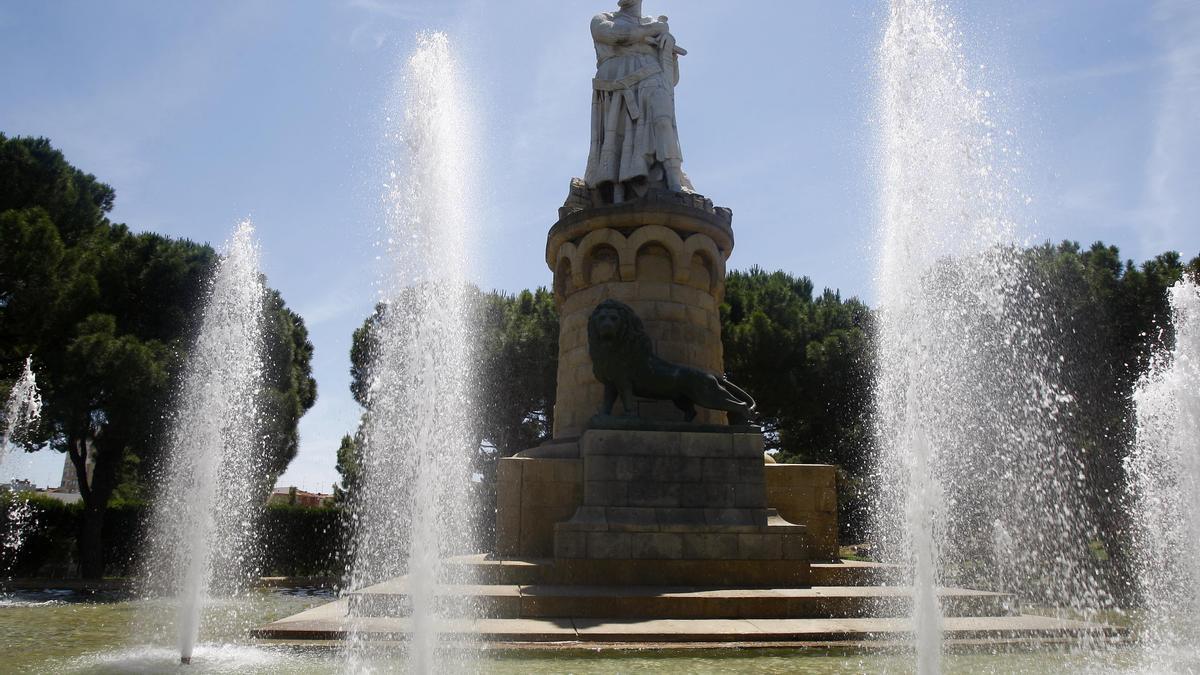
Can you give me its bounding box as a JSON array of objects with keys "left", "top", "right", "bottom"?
[
  {"left": 254, "top": 599, "right": 1123, "bottom": 645},
  {"left": 442, "top": 554, "right": 898, "bottom": 587},
  {"left": 809, "top": 560, "right": 904, "bottom": 586},
  {"left": 347, "top": 581, "right": 1016, "bottom": 620}
]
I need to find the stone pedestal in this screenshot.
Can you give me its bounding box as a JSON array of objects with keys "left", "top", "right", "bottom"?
[
  {"left": 766, "top": 464, "right": 840, "bottom": 560},
  {"left": 546, "top": 191, "right": 735, "bottom": 438},
  {"left": 552, "top": 428, "right": 808, "bottom": 561},
  {"left": 494, "top": 457, "right": 840, "bottom": 560}
]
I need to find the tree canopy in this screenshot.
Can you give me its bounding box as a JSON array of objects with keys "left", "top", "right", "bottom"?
[
  {"left": 0, "top": 134, "right": 316, "bottom": 578},
  {"left": 1017, "top": 241, "right": 1199, "bottom": 582},
  {"left": 721, "top": 267, "right": 873, "bottom": 472},
  {"left": 346, "top": 287, "right": 558, "bottom": 459}
]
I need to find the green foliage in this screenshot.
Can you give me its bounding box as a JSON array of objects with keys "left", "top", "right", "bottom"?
[
  {"left": 0, "top": 495, "right": 344, "bottom": 579},
  {"left": 1018, "top": 241, "right": 1196, "bottom": 588},
  {"left": 0, "top": 494, "right": 143, "bottom": 577},
  {"left": 0, "top": 133, "right": 113, "bottom": 246},
  {"left": 476, "top": 288, "right": 560, "bottom": 457},
  {"left": 333, "top": 432, "right": 362, "bottom": 504},
  {"left": 345, "top": 286, "right": 558, "bottom": 462},
  {"left": 0, "top": 135, "right": 316, "bottom": 577},
  {"left": 0, "top": 208, "right": 67, "bottom": 357},
  {"left": 260, "top": 289, "right": 318, "bottom": 479},
  {"left": 256, "top": 504, "right": 345, "bottom": 577},
  {"left": 721, "top": 267, "right": 873, "bottom": 473}
]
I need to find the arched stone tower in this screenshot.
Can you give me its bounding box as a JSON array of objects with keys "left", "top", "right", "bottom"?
[{"left": 546, "top": 188, "right": 735, "bottom": 439}]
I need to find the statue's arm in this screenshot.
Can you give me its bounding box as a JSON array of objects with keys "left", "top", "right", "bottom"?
[{"left": 591, "top": 13, "right": 663, "bottom": 46}]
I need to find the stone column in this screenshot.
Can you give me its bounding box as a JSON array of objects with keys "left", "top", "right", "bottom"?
[{"left": 546, "top": 190, "right": 735, "bottom": 438}]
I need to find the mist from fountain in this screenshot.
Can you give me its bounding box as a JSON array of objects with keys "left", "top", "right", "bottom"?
[
  {"left": 1127, "top": 278, "right": 1200, "bottom": 672},
  {"left": 872, "top": 1, "right": 1108, "bottom": 671},
  {"left": 141, "top": 221, "right": 268, "bottom": 665},
  {"left": 1, "top": 356, "right": 43, "bottom": 576},
  {"left": 2, "top": 357, "right": 42, "bottom": 461},
  {"left": 344, "top": 32, "right": 478, "bottom": 672}
]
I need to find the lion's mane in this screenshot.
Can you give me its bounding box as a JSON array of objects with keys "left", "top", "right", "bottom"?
[{"left": 587, "top": 299, "right": 653, "bottom": 383}]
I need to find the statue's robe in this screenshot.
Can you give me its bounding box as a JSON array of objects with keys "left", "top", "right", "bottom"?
[{"left": 584, "top": 11, "right": 689, "bottom": 196}]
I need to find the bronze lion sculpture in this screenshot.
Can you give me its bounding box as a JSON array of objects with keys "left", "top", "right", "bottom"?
[{"left": 587, "top": 299, "right": 756, "bottom": 424}]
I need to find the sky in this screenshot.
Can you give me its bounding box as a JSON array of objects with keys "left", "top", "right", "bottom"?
[{"left": 1, "top": 1, "right": 1197, "bottom": 492}]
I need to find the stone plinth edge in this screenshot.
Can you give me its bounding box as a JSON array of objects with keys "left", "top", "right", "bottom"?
[
  {"left": 587, "top": 415, "right": 759, "bottom": 435},
  {"left": 546, "top": 198, "right": 735, "bottom": 295},
  {"left": 551, "top": 187, "right": 734, "bottom": 262}
]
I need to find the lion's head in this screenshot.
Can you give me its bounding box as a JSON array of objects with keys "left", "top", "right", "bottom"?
[{"left": 587, "top": 299, "right": 653, "bottom": 369}]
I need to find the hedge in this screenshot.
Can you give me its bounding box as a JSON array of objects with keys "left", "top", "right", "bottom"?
[{"left": 0, "top": 494, "right": 347, "bottom": 580}]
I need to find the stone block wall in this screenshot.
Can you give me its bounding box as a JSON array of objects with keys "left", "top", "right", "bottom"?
[
  {"left": 495, "top": 457, "right": 840, "bottom": 560},
  {"left": 577, "top": 429, "right": 766, "bottom": 509},
  {"left": 765, "top": 464, "right": 840, "bottom": 560},
  {"left": 492, "top": 454, "right": 840, "bottom": 559},
  {"left": 494, "top": 457, "right": 582, "bottom": 558},
  {"left": 553, "top": 429, "right": 807, "bottom": 561}
]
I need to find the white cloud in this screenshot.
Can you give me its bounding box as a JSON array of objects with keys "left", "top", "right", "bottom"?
[
  {"left": 349, "top": 21, "right": 391, "bottom": 50},
  {"left": 342, "top": 0, "right": 452, "bottom": 51},
  {"left": 1032, "top": 58, "right": 1157, "bottom": 88},
  {"left": 345, "top": 0, "right": 440, "bottom": 20},
  {"left": 1143, "top": 0, "right": 1200, "bottom": 256}
]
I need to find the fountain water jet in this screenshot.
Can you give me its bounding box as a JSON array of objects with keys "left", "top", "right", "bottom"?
[
  {"left": 2, "top": 357, "right": 42, "bottom": 459},
  {"left": 1127, "top": 278, "right": 1200, "bottom": 671},
  {"left": 1, "top": 357, "right": 43, "bottom": 575},
  {"left": 344, "top": 31, "right": 478, "bottom": 672},
  {"left": 872, "top": 1, "right": 1109, "bottom": 671},
  {"left": 141, "top": 221, "right": 268, "bottom": 666}
]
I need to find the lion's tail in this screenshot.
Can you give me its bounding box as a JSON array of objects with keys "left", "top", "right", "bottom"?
[{"left": 720, "top": 377, "right": 757, "bottom": 416}]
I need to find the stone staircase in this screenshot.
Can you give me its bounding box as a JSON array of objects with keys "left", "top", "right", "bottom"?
[
  {"left": 253, "top": 555, "right": 1120, "bottom": 645},
  {"left": 345, "top": 554, "right": 1011, "bottom": 621}
]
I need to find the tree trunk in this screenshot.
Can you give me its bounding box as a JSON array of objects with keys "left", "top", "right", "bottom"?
[
  {"left": 71, "top": 433, "right": 118, "bottom": 580},
  {"left": 78, "top": 503, "right": 106, "bottom": 580}
]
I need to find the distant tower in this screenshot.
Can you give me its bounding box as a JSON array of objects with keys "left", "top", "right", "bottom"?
[{"left": 59, "top": 442, "right": 95, "bottom": 492}]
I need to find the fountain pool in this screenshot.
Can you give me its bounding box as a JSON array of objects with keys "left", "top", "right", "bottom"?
[{"left": 0, "top": 589, "right": 1145, "bottom": 674}]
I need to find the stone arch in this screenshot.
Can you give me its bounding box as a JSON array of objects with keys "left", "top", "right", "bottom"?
[
  {"left": 626, "top": 225, "right": 686, "bottom": 283},
  {"left": 578, "top": 227, "right": 630, "bottom": 283},
  {"left": 554, "top": 255, "right": 575, "bottom": 302},
  {"left": 683, "top": 234, "right": 724, "bottom": 293},
  {"left": 555, "top": 242, "right": 582, "bottom": 292},
  {"left": 585, "top": 244, "right": 621, "bottom": 284},
  {"left": 635, "top": 244, "right": 674, "bottom": 283}
]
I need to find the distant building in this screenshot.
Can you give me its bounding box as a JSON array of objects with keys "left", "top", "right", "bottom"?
[
  {"left": 1, "top": 479, "right": 35, "bottom": 494},
  {"left": 36, "top": 489, "right": 82, "bottom": 504},
  {"left": 268, "top": 486, "right": 333, "bottom": 508}
]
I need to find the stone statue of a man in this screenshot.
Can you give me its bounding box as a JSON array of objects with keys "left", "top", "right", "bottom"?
[{"left": 584, "top": 0, "right": 692, "bottom": 204}]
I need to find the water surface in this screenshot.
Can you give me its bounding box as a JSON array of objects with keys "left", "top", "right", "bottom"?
[{"left": 0, "top": 589, "right": 1150, "bottom": 674}]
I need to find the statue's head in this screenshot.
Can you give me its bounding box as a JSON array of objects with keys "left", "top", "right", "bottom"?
[{"left": 617, "top": 0, "right": 641, "bottom": 11}]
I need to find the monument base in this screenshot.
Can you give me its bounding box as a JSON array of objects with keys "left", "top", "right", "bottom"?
[
  {"left": 553, "top": 510, "right": 808, "bottom": 561},
  {"left": 495, "top": 457, "right": 841, "bottom": 560},
  {"left": 550, "top": 427, "right": 809, "bottom": 562}
]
